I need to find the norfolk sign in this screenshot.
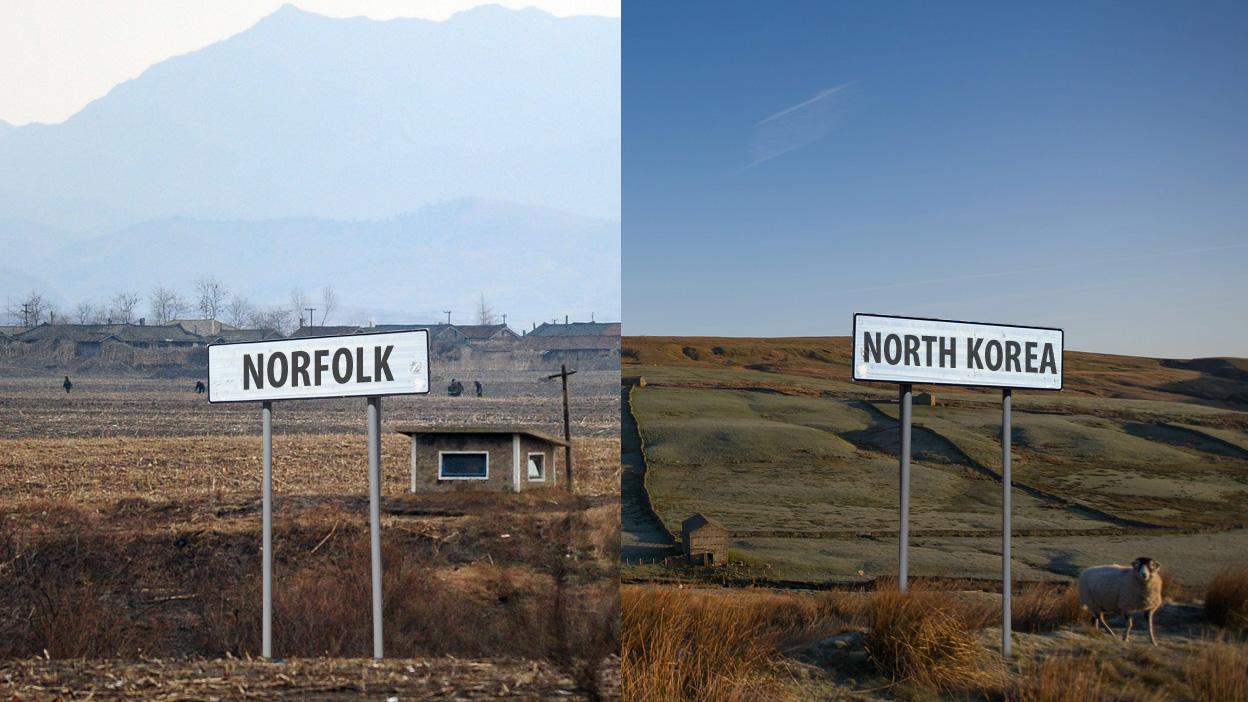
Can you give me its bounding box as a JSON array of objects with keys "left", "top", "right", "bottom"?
[
  {"left": 208, "top": 330, "right": 431, "bottom": 403},
  {"left": 852, "top": 314, "right": 1063, "bottom": 390}
]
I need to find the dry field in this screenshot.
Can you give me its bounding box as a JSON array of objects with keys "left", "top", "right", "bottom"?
[{"left": 0, "top": 370, "right": 621, "bottom": 700}]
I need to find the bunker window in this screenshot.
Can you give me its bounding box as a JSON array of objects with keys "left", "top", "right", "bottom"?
[
  {"left": 527, "top": 453, "right": 545, "bottom": 481},
  {"left": 439, "top": 452, "right": 488, "bottom": 480}
]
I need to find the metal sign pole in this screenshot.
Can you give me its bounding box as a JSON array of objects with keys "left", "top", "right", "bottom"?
[
  {"left": 898, "top": 383, "right": 912, "bottom": 592},
  {"left": 261, "top": 400, "right": 273, "bottom": 659},
  {"left": 1002, "top": 387, "right": 1013, "bottom": 657},
  {"left": 367, "top": 396, "right": 384, "bottom": 659}
]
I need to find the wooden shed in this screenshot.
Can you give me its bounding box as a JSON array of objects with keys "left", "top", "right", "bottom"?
[
  {"left": 914, "top": 392, "right": 938, "bottom": 407},
  {"left": 681, "top": 513, "right": 729, "bottom": 566},
  {"left": 392, "top": 425, "right": 567, "bottom": 493}
]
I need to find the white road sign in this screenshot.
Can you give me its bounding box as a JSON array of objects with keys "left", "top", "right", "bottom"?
[
  {"left": 852, "top": 314, "right": 1063, "bottom": 390},
  {"left": 208, "top": 330, "right": 430, "bottom": 403}
]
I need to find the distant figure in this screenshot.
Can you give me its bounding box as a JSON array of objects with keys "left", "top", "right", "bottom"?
[
  {"left": 62, "top": 376, "right": 72, "bottom": 394},
  {"left": 194, "top": 381, "right": 206, "bottom": 394},
  {"left": 447, "top": 379, "right": 464, "bottom": 397},
  {"left": 474, "top": 380, "right": 483, "bottom": 397}
]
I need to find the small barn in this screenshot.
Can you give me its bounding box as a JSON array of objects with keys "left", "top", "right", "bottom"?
[
  {"left": 681, "top": 513, "right": 729, "bottom": 566},
  {"left": 913, "top": 392, "right": 938, "bottom": 407},
  {"left": 392, "top": 426, "right": 567, "bottom": 493}
]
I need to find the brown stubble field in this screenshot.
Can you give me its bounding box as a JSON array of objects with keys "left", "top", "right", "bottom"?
[{"left": 0, "top": 371, "right": 621, "bottom": 700}]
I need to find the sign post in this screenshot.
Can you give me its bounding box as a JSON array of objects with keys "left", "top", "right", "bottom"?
[
  {"left": 261, "top": 400, "right": 273, "bottom": 659},
  {"left": 898, "top": 383, "right": 911, "bottom": 592},
  {"left": 367, "top": 395, "right": 384, "bottom": 659},
  {"left": 852, "top": 314, "right": 1062, "bottom": 658},
  {"left": 208, "top": 330, "right": 430, "bottom": 660}
]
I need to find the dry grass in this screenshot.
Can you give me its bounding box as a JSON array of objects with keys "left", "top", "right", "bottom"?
[
  {"left": 573, "top": 437, "right": 622, "bottom": 496},
  {"left": 620, "top": 586, "right": 855, "bottom": 702},
  {"left": 1012, "top": 582, "right": 1084, "bottom": 633},
  {"left": 1206, "top": 567, "right": 1248, "bottom": 632},
  {"left": 1185, "top": 639, "right": 1248, "bottom": 702},
  {"left": 863, "top": 590, "right": 993, "bottom": 693},
  {"left": 1005, "top": 654, "right": 1107, "bottom": 702},
  {"left": 0, "top": 498, "right": 618, "bottom": 672}
]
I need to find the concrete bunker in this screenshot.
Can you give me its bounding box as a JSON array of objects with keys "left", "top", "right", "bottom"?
[{"left": 393, "top": 426, "right": 567, "bottom": 493}]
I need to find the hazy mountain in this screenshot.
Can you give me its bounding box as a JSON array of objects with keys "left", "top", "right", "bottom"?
[
  {"left": 0, "top": 5, "right": 620, "bottom": 234},
  {"left": 6, "top": 198, "right": 619, "bottom": 326},
  {"left": 0, "top": 218, "right": 74, "bottom": 262}
]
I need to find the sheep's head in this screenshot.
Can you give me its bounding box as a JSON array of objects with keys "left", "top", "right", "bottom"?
[{"left": 1132, "top": 557, "right": 1160, "bottom": 582}]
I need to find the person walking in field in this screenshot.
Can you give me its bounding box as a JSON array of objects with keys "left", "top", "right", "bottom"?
[
  {"left": 194, "top": 381, "right": 206, "bottom": 394},
  {"left": 475, "top": 380, "right": 483, "bottom": 397},
  {"left": 62, "top": 376, "right": 72, "bottom": 393},
  {"left": 447, "top": 378, "right": 464, "bottom": 397}
]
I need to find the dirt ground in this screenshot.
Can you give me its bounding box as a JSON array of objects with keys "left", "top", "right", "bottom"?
[
  {"left": 0, "top": 656, "right": 619, "bottom": 700},
  {"left": 0, "top": 370, "right": 621, "bottom": 700}
]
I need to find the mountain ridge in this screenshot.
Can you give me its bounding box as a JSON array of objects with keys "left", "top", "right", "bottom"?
[{"left": 0, "top": 5, "right": 620, "bottom": 233}]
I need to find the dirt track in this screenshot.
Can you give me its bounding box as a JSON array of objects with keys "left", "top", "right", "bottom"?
[{"left": 0, "top": 656, "right": 620, "bottom": 700}]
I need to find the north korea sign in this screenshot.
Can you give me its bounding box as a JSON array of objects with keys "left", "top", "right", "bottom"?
[
  {"left": 852, "top": 314, "right": 1063, "bottom": 390},
  {"left": 208, "top": 329, "right": 430, "bottom": 403}
]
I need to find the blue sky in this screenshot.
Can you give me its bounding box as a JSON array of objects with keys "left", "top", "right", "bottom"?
[{"left": 624, "top": 1, "right": 1247, "bottom": 358}]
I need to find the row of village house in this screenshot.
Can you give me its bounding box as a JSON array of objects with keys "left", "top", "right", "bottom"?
[{"left": 0, "top": 318, "right": 621, "bottom": 367}]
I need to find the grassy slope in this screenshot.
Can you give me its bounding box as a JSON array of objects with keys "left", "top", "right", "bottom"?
[{"left": 624, "top": 336, "right": 1248, "bottom": 584}]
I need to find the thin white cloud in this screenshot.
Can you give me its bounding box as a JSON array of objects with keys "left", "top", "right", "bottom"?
[{"left": 746, "top": 83, "right": 853, "bottom": 169}]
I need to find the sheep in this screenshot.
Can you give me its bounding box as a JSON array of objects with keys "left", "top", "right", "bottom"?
[{"left": 1077, "top": 556, "right": 1164, "bottom": 645}]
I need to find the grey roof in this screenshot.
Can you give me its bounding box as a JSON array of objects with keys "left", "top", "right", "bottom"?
[
  {"left": 529, "top": 322, "right": 620, "bottom": 337},
  {"left": 288, "top": 325, "right": 365, "bottom": 338},
  {"left": 211, "top": 328, "right": 284, "bottom": 343},
  {"left": 165, "top": 319, "right": 237, "bottom": 335},
  {"left": 371, "top": 323, "right": 461, "bottom": 338},
  {"left": 15, "top": 323, "right": 202, "bottom": 344},
  {"left": 391, "top": 425, "right": 569, "bottom": 447},
  {"left": 681, "top": 513, "right": 727, "bottom": 532},
  {"left": 454, "top": 324, "right": 517, "bottom": 340}
]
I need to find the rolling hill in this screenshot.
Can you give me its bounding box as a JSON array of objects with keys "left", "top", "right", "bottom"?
[
  {"left": 623, "top": 335, "right": 1248, "bottom": 407},
  {"left": 623, "top": 335, "right": 1248, "bottom": 584}
]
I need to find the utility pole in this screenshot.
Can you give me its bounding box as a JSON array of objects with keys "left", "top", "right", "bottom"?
[
  {"left": 443, "top": 310, "right": 452, "bottom": 324},
  {"left": 546, "top": 364, "right": 577, "bottom": 492},
  {"left": 501, "top": 313, "right": 507, "bottom": 326},
  {"left": 21, "top": 303, "right": 31, "bottom": 328},
  {"left": 305, "top": 308, "right": 316, "bottom": 328}
]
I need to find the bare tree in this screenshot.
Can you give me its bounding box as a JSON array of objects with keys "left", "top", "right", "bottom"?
[
  {"left": 74, "top": 301, "right": 99, "bottom": 324},
  {"left": 320, "top": 285, "right": 338, "bottom": 325},
  {"left": 194, "top": 277, "right": 228, "bottom": 319},
  {"left": 225, "top": 294, "right": 253, "bottom": 328},
  {"left": 11, "top": 292, "right": 48, "bottom": 327},
  {"left": 110, "top": 291, "right": 140, "bottom": 324},
  {"left": 149, "top": 286, "right": 188, "bottom": 325},
  {"left": 249, "top": 306, "right": 295, "bottom": 334},
  {"left": 289, "top": 288, "right": 311, "bottom": 328},
  {"left": 476, "top": 293, "right": 497, "bottom": 325}
]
